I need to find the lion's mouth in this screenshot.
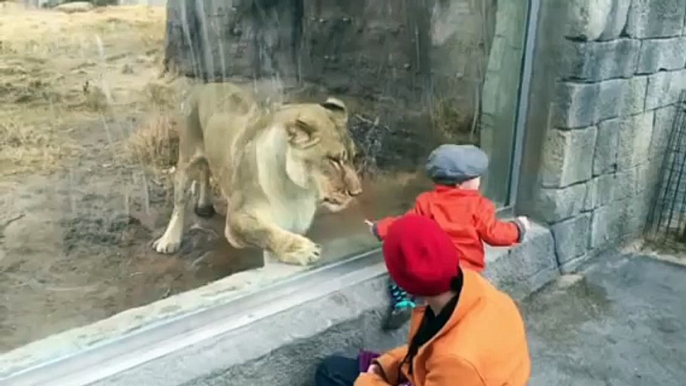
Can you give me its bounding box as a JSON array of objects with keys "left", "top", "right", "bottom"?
[
  {"left": 322, "top": 197, "right": 343, "bottom": 206},
  {"left": 321, "top": 197, "right": 349, "bottom": 211}
]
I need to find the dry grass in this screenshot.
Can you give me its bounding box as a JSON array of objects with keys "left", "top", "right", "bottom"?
[
  {"left": 0, "top": 4, "right": 171, "bottom": 177},
  {"left": 430, "top": 97, "right": 475, "bottom": 144},
  {"left": 124, "top": 114, "right": 179, "bottom": 170},
  {"left": 0, "top": 118, "right": 66, "bottom": 174}
]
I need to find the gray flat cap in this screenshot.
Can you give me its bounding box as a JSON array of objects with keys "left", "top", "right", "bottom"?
[{"left": 425, "top": 144, "right": 489, "bottom": 184}]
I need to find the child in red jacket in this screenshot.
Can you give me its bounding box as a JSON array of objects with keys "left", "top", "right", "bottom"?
[{"left": 368, "top": 144, "right": 530, "bottom": 329}]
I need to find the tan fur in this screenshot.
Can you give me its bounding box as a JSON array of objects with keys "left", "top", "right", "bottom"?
[{"left": 153, "top": 82, "right": 362, "bottom": 266}]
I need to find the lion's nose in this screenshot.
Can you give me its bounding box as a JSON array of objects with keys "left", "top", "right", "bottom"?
[{"left": 348, "top": 187, "right": 362, "bottom": 197}]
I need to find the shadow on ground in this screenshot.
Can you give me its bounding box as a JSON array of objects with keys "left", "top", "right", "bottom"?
[{"left": 523, "top": 252, "right": 686, "bottom": 386}]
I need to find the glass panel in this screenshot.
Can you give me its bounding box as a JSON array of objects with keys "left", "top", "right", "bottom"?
[{"left": 0, "top": 0, "right": 528, "bottom": 353}]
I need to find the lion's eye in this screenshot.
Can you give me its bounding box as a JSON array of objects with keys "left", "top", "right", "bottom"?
[{"left": 328, "top": 156, "right": 341, "bottom": 167}]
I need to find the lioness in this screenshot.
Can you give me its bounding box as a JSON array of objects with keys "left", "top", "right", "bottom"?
[{"left": 153, "top": 82, "right": 362, "bottom": 266}]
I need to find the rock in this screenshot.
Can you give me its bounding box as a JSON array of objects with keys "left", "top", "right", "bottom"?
[
  {"left": 537, "top": 184, "right": 587, "bottom": 223},
  {"left": 54, "top": 2, "right": 94, "bottom": 13},
  {"left": 565, "top": 0, "right": 631, "bottom": 41},
  {"left": 619, "top": 76, "right": 647, "bottom": 116},
  {"left": 554, "top": 80, "right": 622, "bottom": 129},
  {"left": 121, "top": 63, "right": 134, "bottom": 74},
  {"left": 612, "top": 111, "right": 655, "bottom": 171},
  {"left": 541, "top": 127, "right": 597, "bottom": 188},
  {"left": 551, "top": 213, "right": 591, "bottom": 265},
  {"left": 594, "top": 120, "right": 619, "bottom": 176},
  {"left": 645, "top": 70, "right": 686, "bottom": 110},
  {"left": 554, "top": 77, "right": 648, "bottom": 129},
  {"left": 626, "top": 0, "right": 686, "bottom": 38},
  {"left": 650, "top": 105, "right": 677, "bottom": 160},
  {"left": 485, "top": 224, "right": 558, "bottom": 300},
  {"left": 584, "top": 174, "right": 617, "bottom": 211},
  {"left": 590, "top": 200, "right": 628, "bottom": 248},
  {"left": 637, "top": 37, "right": 686, "bottom": 74},
  {"left": 561, "top": 39, "right": 640, "bottom": 81}
]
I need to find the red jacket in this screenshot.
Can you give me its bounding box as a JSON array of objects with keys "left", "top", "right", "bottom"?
[{"left": 374, "top": 186, "right": 523, "bottom": 272}]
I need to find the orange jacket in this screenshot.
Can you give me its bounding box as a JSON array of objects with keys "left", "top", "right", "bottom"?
[
  {"left": 355, "top": 270, "right": 531, "bottom": 386},
  {"left": 373, "top": 186, "right": 523, "bottom": 272}
]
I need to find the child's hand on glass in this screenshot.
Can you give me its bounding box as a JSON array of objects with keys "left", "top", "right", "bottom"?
[{"left": 364, "top": 219, "right": 374, "bottom": 234}]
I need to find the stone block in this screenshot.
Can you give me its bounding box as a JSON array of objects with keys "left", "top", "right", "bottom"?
[
  {"left": 554, "top": 80, "right": 624, "bottom": 128},
  {"left": 559, "top": 253, "right": 592, "bottom": 274},
  {"left": 637, "top": 37, "right": 686, "bottom": 74},
  {"left": 484, "top": 224, "right": 559, "bottom": 300},
  {"left": 554, "top": 82, "right": 601, "bottom": 129},
  {"left": 561, "top": 39, "right": 640, "bottom": 81},
  {"left": 555, "top": 78, "right": 646, "bottom": 129},
  {"left": 551, "top": 213, "right": 591, "bottom": 265},
  {"left": 541, "top": 127, "right": 597, "bottom": 188},
  {"left": 619, "top": 76, "right": 648, "bottom": 116},
  {"left": 626, "top": 190, "right": 652, "bottom": 235},
  {"left": 614, "top": 166, "right": 638, "bottom": 200},
  {"left": 650, "top": 105, "right": 676, "bottom": 160},
  {"left": 584, "top": 173, "right": 617, "bottom": 210},
  {"left": 616, "top": 111, "right": 655, "bottom": 170},
  {"left": 594, "top": 119, "right": 620, "bottom": 175},
  {"left": 537, "top": 184, "right": 587, "bottom": 223},
  {"left": 645, "top": 71, "right": 686, "bottom": 110},
  {"left": 626, "top": 0, "right": 686, "bottom": 38},
  {"left": 590, "top": 200, "right": 628, "bottom": 248},
  {"left": 636, "top": 160, "right": 660, "bottom": 194},
  {"left": 565, "top": 0, "right": 631, "bottom": 41}
]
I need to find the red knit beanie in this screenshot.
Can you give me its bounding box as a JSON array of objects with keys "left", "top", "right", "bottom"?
[{"left": 382, "top": 215, "right": 461, "bottom": 297}]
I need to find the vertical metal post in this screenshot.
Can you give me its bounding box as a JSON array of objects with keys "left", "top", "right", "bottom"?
[{"left": 507, "top": 0, "right": 541, "bottom": 209}]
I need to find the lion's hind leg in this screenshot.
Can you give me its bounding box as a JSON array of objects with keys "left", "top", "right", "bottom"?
[{"left": 193, "top": 158, "right": 215, "bottom": 218}]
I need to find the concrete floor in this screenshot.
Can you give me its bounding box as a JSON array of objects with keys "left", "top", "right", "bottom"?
[{"left": 522, "top": 253, "right": 686, "bottom": 386}]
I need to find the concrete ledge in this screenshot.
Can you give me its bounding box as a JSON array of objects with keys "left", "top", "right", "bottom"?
[
  {"left": 484, "top": 223, "right": 559, "bottom": 300},
  {"left": 1, "top": 223, "right": 560, "bottom": 386}
]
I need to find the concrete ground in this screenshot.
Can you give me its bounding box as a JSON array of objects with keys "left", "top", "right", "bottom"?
[{"left": 523, "top": 252, "right": 686, "bottom": 386}]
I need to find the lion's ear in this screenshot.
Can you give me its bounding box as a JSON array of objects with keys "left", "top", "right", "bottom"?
[
  {"left": 321, "top": 97, "right": 348, "bottom": 126},
  {"left": 287, "top": 118, "right": 320, "bottom": 148}
]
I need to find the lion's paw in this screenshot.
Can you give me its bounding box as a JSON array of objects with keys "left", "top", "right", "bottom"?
[
  {"left": 152, "top": 234, "right": 182, "bottom": 254},
  {"left": 279, "top": 237, "right": 322, "bottom": 266}
]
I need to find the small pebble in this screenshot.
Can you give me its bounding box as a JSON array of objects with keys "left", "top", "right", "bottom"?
[{"left": 121, "top": 64, "right": 134, "bottom": 74}]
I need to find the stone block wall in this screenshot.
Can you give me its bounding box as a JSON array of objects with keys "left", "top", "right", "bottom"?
[{"left": 519, "top": 0, "right": 685, "bottom": 272}]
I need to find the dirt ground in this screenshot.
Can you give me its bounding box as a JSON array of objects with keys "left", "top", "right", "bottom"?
[{"left": 0, "top": 3, "right": 432, "bottom": 352}]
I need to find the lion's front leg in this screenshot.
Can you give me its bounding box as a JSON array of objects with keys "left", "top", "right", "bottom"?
[
  {"left": 153, "top": 167, "right": 193, "bottom": 254},
  {"left": 226, "top": 211, "right": 322, "bottom": 266}
]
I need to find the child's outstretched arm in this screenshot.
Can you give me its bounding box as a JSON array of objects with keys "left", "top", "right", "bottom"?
[
  {"left": 476, "top": 199, "right": 528, "bottom": 246},
  {"left": 368, "top": 194, "right": 431, "bottom": 240}
]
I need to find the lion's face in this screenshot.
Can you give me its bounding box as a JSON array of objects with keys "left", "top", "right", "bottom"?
[{"left": 284, "top": 98, "right": 362, "bottom": 212}]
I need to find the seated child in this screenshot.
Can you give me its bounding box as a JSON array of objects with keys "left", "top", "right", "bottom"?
[{"left": 368, "top": 144, "right": 530, "bottom": 330}]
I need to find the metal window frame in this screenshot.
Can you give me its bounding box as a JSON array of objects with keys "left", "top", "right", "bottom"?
[
  {"left": 507, "top": 0, "right": 541, "bottom": 210},
  {"left": 0, "top": 0, "right": 541, "bottom": 384}
]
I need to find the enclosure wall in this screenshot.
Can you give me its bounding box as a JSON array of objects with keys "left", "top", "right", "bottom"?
[{"left": 517, "top": 0, "right": 685, "bottom": 272}]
